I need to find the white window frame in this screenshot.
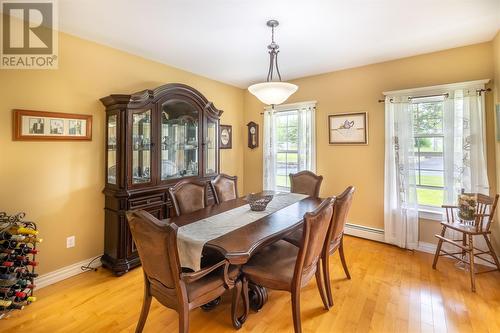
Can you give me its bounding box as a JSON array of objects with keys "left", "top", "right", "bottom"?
[
  {"left": 383, "top": 79, "right": 490, "bottom": 221},
  {"left": 263, "top": 101, "right": 316, "bottom": 192}
]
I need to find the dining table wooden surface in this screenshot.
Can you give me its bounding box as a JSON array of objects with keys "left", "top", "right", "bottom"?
[{"left": 165, "top": 191, "right": 322, "bottom": 310}]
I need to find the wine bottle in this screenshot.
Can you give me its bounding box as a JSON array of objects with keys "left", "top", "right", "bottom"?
[
  {"left": 0, "top": 232, "right": 26, "bottom": 241},
  {"left": 1, "top": 261, "right": 14, "bottom": 267},
  {"left": 16, "top": 279, "right": 34, "bottom": 288},
  {"left": 5, "top": 302, "right": 24, "bottom": 310},
  {"left": 0, "top": 240, "right": 17, "bottom": 249},
  {"left": 17, "top": 271, "right": 38, "bottom": 279},
  {"left": 0, "top": 299, "right": 12, "bottom": 308},
  {"left": 15, "top": 247, "right": 38, "bottom": 255},
  {"left": 18, "top": 237, "right": 43, "bottom": 244},
  {"left": 15, "top": 227, "right": 38, "bottom": 236},
  {"left": 14, "top": 259, "right": 38, "bottom": 267}
]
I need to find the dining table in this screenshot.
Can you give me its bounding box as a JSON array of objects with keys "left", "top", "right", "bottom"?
[{"left": 165, "top": 191, "right": 322, "bottom": 311}]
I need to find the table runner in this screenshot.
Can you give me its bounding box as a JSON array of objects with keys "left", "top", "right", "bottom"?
[{"left": 177, "top": 192, "right": 308, "bottom": 271}]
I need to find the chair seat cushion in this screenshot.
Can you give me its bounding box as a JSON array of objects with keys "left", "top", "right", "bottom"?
[
  {"left": 186, "top": 265, "right": 239, "bottom": 302},
  {"left": 242, "top": 240, "right": 299, "bottom": 291},
  {"left": 284, "top": 228, "right": 342, "bottom": 254}
]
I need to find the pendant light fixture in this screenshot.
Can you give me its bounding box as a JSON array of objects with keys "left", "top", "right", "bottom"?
[{"left": 248, "top": 20, "right": 298, "bottom": 106}]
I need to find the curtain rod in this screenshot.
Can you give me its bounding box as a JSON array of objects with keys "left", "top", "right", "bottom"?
[
  {"left": 378, "top": 88, "right": 491, "bottom": 103},
  {"left": 259, "top": 106, "right": 316, "bottom": 115}
]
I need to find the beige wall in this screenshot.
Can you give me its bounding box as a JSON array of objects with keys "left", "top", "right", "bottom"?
[
  {"left": 244, "top": 42, "right": 497, "bottom": 246},
  {"left": 0, "top": 32, "right": 245, "bottom": 275},
  {"left": 492, "top": 31, "right": 500, "bottom": 251}
]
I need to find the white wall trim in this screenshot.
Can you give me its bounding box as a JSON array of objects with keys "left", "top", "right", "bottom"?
[
  {"left": 417, "top": 241, "right": 499, "bottom": 268},
  {"left": 35, "top": 255, "right": 102, "bottom": 290},
  {"left": 344, "top": 223, "right": 385, "bottom": 243}
]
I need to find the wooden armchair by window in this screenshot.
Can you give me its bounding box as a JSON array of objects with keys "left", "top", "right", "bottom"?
[
  {"left": 126, "top": 210, "right": 248, "bottom": 333},
  {"left": 241, "top": 197, "right": 335, "bottom": 333},
  {"left": 289, "top": 171, "right": 323, "bottom": 198},
  {"left": 284, "top": 186, "right": 355, "bottom": 307},
  {"left": 432, "top": 192, "right": 500, "bottom": 292},
  {"left": 168, "top": 180, "right": 207, "bottom": 216},
  {"left": 210, "top": 174, "right": 238, "bottom": 204}
]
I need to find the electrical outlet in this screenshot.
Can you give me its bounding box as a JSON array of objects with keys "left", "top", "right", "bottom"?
[{"left": 66, "top": 236, "right": 75, "bottom": 248}]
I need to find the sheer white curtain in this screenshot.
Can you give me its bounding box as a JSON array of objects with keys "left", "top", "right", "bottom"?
[
  {"left": 263, "top": 109, "right": 277, "bottom": 191},
  {"left": 443, "top": 89, "right": 489, "bottom": 252},
  {"left": 443, "top": 89, "right": 489, "bottom": 202},
  {"left": 384, "top": 96, "right": 419, "bottom": 249},
  {"left": 263, "top": 103, "right": 316, "bottom": 191},
  {"left": 297, "top": 106, "right": 316, "bottom": 172}
]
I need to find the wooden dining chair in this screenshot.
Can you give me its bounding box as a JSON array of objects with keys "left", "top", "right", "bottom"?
[
  {"left": 432, "top": 191, "right": 500, "bottom": 292},
  {"left": 284, "top": 186, "right": 355, "bottom": 307},
  {"left": 126, "top": 210, "right": 248, "bottom": 333},
  {"left": 210, "top": 174, "right": 238, "bottom": 204},
  {"left": 241, "top": 197, "right": 335, "bottom": 333},
  {"left": 168, "top": 180, "right": 207, "bottom": 216},
  {"left": 289, "top": 171, "right": 323, "bottom": 198}
]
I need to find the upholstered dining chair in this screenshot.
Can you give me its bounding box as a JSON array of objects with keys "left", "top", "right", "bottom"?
[
  {"left": 126, "top": 210, "right": 248, "bottom": 333},
  {"left": 241, "top": 197, "right": 335, "bottom": 333},
  {"left": 210, "top": 174, "right": 238, "bottom": 204},
  {"left": 168, "top": 180, "right": 207, "bottom": 216},
  {"left": 432, "top": 191, "right": 500, "bottom": 292},
  {"left": 289, "top": 171, "right": 323, "bottom": 198},
  {"left": 284, "top": 186, "right": 355, "bottom": 307}
]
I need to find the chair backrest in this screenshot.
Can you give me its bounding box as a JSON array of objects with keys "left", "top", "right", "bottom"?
[
  {"left": 326, "top": 186, "right": 355, "bottom": 250},
  {"left": 210, "top": 174, "right": 238, "bottom": 204},
  {"left": 293, "top": 197, "right": 335, "bottom": 288},
  {"left": 126, "top": 210, "right": 181, "bottom": 290},
  {"left": 289, "top": 171, "right": 323, "bottom": 198},
  {"left": 461, "top": 190, "right": 499, "bottom": 231},
  {"left": 169, "top": 180, "right": 207, "bottom": 216}
]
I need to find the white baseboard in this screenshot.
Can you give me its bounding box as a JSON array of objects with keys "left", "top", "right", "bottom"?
[
  {"left": 35, "top": 255, "right": 102, "bottom": 290},
  {"left": 344, "top": 223, "right": 385, "bottom": 243},
  {"left": 417, "top": 241, "right": 499, "bottom": 268}
]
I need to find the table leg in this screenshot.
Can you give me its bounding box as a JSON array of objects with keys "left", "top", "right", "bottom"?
[
  {"left": 248, "top": 283, "right": 268, "bottom": 311},
  {"left": 201, "top": 296, "right": 221, "bottom": 311}
]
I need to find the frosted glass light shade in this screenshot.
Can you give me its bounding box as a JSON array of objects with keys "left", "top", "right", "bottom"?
[{"left": 248, "top": 82, "right": 298, "bottom": 105}]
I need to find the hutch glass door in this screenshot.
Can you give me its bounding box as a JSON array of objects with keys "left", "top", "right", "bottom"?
[
  {"left": 107, "top": 114, "right": 117, "bottom": 184},
  {"left": 161, "top": 99, "right": 199, "bottom": 180},
  {"left": 131, "top": 109, "right": 152, "bottom": 184},
  {"left": 205, "top": 118, "right": 218, "bottom": 175}
]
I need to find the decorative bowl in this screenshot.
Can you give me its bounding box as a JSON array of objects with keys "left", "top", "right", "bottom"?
[{"left": 246, "top": 193, "right": 274, "bottom": 211}]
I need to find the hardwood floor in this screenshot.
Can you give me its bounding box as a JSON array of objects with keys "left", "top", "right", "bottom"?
[{"left": 2, "top": 236, "right": 500, "bottom": 333}]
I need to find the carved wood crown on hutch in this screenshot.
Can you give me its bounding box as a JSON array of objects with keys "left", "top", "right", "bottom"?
[{"left": 99, "top": 83, "right": 223, "bottom": 276}]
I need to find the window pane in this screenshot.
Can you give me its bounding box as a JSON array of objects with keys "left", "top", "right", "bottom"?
[
  {"left": 418, "top": 171, "right": 444, "bottom": 187},
  {"left": 276, "top": 126, "right": 287, "bottom": 150},
  {"left": 415, "top": 137, "right": 443, "bottom": 153},
  {"left": 287, "top": 127, "right": 298, "bottom": 151},
  {"left": 413, "top": 102, "right": 443, "bottom": 135},
  {"left": 276, "top": 175, "right": 288, "bottom": 188},
  {"left": 417, "top": 188, "right": 444, "bottom": 207}
]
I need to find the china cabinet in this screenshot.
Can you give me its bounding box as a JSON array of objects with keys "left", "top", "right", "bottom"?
[{"left": 100, "top": 83, "right": 222, "bottom": 275}]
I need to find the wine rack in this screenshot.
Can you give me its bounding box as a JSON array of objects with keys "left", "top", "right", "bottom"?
[{"left": 0, "top": 212, "right": 40, "bottom": 319}]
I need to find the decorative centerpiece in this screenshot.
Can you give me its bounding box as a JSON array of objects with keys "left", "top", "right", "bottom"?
[
  {"left": 458, "top": 194, "right": 477, "bottom": 221},
  {"left": 246, "top": 193, "right": 273, "bottom": 211}
]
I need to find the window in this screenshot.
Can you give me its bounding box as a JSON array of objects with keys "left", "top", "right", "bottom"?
[
  {"left": 275, "top": 111, "right": 299, "bottom": 190},
  {"left": 263, "top": 102, "right": 316, "bottom": 192},
  {"left": 411, "top": 98, "right": 444, "bottom": 208}
]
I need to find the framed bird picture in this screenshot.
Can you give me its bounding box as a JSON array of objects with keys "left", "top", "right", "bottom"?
[{"left": 328, "top": 112, "right": 368, "bottom": 145}]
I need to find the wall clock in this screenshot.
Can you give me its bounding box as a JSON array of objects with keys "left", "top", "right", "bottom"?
[
  {"left": 220, "top": 124, "right": 232, "bottom": 149},
  {"left": 247, "top": 121, "right": 259, "bottom": 149}
]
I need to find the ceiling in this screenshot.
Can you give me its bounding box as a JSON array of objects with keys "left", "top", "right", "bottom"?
[{"left": 58, "top": 0, "right": 500, "bottom": 88}]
